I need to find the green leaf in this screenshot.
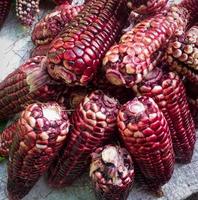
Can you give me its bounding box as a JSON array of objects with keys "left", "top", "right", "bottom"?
[{"left": 0, "top": 157, "right": 5, "bottom": 162}]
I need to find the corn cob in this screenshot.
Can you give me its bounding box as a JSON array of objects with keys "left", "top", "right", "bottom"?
[
  {"left": 90, "top": 145, "right": 135, "bottom": 200},
  {"left": 32, "top": 3, "right": 83, "bottom": 46},
  {"left": 168, "top": 61, "right": 198, "bottom": 83},
  {"left": 117, "top": 96, "right": 175, "bottom": 192},
  {"left": 47, "top": 0, "right": 129, "bottom": 86},
  {"left": 16, "top": 0, "right": 40, "bottom": 26},
  {"left": 0, "top": 121, "right": 17, "bottom": 157},
  {"left": 0, "top": 56, "right": 63, "bottom": 120},
  {"left": 7, "top": 102, "right": 70, "bottom": 200},
  {"left": 165, "top": 25, "right": 198, "bottom": 83},
  {"left": 103, "top": 2, "right": 192, "bottom": 88},
  {"left": 127, "top": 0, "right": 168, "bottom": 15},
  {"left": 133, "top": 68, "right": 196, "bottom": 163},
  {"left": 0, "top": 0, "right": 11, "bottom": 28},
  {"left": 48, "top": 90, "right": 119, "bottom": 188}
]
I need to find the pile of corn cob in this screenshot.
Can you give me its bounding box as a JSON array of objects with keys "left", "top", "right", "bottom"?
[{"left": 0, "top": 0, "right": 197, "bottom": 199}]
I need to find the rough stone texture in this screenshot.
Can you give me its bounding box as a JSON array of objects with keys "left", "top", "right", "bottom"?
[{"left": 0, "top": 0, "right": 198, "bottom": 200}]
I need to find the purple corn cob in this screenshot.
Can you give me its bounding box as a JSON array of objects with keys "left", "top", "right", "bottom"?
[
  {"left": 31, "top": 3, "right": 83, "bottom": 46},
  {"left": 117, "top": 97, "right": 175, "bottom": 193},
  {"left": 90, "top": 145, "right": 135, "bottom": 200},
  {"left": 7, "top": 102, "right": 70, "bottom": 200},
  {"left": 103, "top": 1, "right": 194, "bottom": 88},
  {"left": 0, "top": 121, "right": 17, "bottom": 157},
  {"left": 127, "top": 0, "right": 168, "bottom": 15},
  {"left": 0, "top": 0, "right": 11, "bottom": 28},
  {"left": 47, "top": 0, "right": 129, "bottom": 86},
  {"left": 0, "top": 56, "right": 63, "bottom": 120},
  {"left": 134, "top": 68, "right": 196, "bottom": 163},
  {"left": 48, "top": 90, "right": 119, "bottom": 188}
]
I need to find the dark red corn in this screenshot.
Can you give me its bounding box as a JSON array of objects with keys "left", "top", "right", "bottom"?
[
  {"left": 0, "top": 56, "right": 63, "bottom": 120},
  {"left": 31, "top": 3, "right": 83, "bottom": 46},
  {"left": 7, "top": 102, "right": 70, "bottom": 200},
  {"left": 90, "top": 145, "right": 135, "bottom": 200},
  {"left": 127, "top": 0, "right": 168, "bottom": 15},
  {"left": 103, "top": 2, "right": 192, "bottom": 88},
  {"left": 117, "top": 97, "right": 175, "bottom": 192},
  {"left": 0, "top": 0, "right": 11, "bottom": 28},
  {"left": 134, "top": 68, "right": 196, "bottom": 163},
  {"left": 165, "top": 25, "right": 198, "bottom": 83},
  {"left": 48, "top": 90, "right": 119, "bottom": 188},
  {"left": 47, "top": 0, "right": 129, "bottom": 86},
  {"left": 16, "top": 0, "right": 40, "bottom": 26},
  {"left": 0, "top": 121, "right": 18, "bottom": 157}
]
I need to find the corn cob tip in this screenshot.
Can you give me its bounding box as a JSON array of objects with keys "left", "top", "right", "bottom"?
[
  {"left": 90, "top": 145, "right": 134, "bottom": 200},
  {"left": 7, "top": 102, "right": 70, "bottom": 199},
  {"left": 31, "top": 4, "right": 83, "bottom": 46}
]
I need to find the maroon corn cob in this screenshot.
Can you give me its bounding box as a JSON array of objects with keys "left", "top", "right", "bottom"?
[
  {"left": 127, "top": 0, "right": 168, "bottom": 15},
  {"left": 47, "top": 0, "right": 129, "bottom": 86},
  {"left": 90, "top": 145, "right": 135, "bottom": 200},
  {"left": 0, "top": 0, "right": 11, "bottom": 28},
  {"left": 16, "top": 0, "right": 40, "bottom": 26},
  {"left": 0, "top": 121, "right": 18, "bottom": 157},
  {"left": 103, "top": 2, "right": 192, "bottom": 88},
  {"left": 165, "top": 25, "right": 198, "bottom": 83},
  {"left": 48, "top": 90, "right": 119, "bottom": 188},
  {"left": 117, "top": 97, "right": 175, "bottom": 192},
  {"left": 133, "top": 68, "right": 196, "bottom": 163},
  {"left": 7, "top": 102, "right": 70, "bottom": 200},
  {"left": 0, "top": 56, "right": 63, "bottom": 120},
  {"left": 32, "top": 3, "right": 83, "bottom": 46}
]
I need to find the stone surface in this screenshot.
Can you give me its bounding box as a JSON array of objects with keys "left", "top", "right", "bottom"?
[{"left": 0, "top": 0, "right": 197, "bottom": 200}]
